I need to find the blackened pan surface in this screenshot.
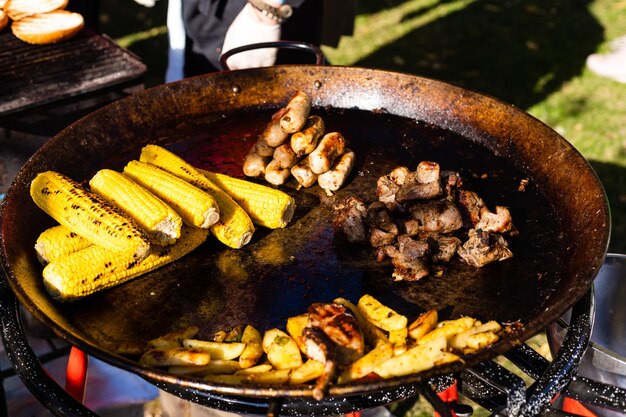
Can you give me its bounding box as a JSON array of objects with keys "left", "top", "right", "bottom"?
[{"left": 0, "top": 66, "right": 609, "bottom": 399}]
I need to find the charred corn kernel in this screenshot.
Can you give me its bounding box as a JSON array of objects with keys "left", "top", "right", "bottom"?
[
  {"left": 35, "top": 225, "right": 92, "bottom": 265},
  {"left": 89, "top": 169, "right": 183, "bottom": 246},
  {"left": 43, "top": 226, "right": 209, "bottom": 302},
  {"left": 123, "top": 160, "right": 219, "bottom": 229},
  {"left": 30, "top": 171, "right": 150, "bottom": 259},
  {"left": 139, "top": 145, "right": 255, "bottom": 249},
  {"left": 199, "top": 169, "right": 295, "bottom": 229}
]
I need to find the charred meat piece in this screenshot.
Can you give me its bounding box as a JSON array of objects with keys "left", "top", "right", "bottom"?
[
  {"left": 395, "top": 162, "right": 443, "bottom": 203},
  {"left": 365, "top": 201, "right": 398, "bottom": 233},
  {"left": 390, "top": 235, "right": 430, "bottom": 281},
  {"left": 441, "top": 170, "right": 463, "bottom": 198},
  {"left": 457, "top": 190, "right": 485, "bottom": 227},
  {"left": 308, "top": 303, "right": 365, "bottom": 364},
  {"left": 369, "top": 227, "right": 397, "bottom": 248},
  {"left": 332, "top": 197, "right": 368, "bottom": 243},
  {"left": 428, "top": 235, "right": 462, "bottom": 263},
  {"left": 409, "top": 199, "right": 463, "bottom": 234},
  {"left": 476, "top": 206, "right": 514, "bottom": 234},
  {"left": 457, "top": 229, "right": 513, "bottom": 267},
  {"left": 376, "top": 166, "right": 410, "bottom": 206},
  {"left": 375, "top": 244, "right": 400, "bottom": 261}
]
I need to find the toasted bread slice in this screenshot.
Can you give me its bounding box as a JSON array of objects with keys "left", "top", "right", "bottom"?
[
  {"left": 5, "top": 0, "right": 68, "bottom": 21},
  {"left": 0, "top": 10, "right": 7, "bottom": 32},
  {"left": 12, "top": 10, "right": 83, "bottom": 44}
]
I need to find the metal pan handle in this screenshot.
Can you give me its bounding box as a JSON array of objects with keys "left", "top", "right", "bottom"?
[
  {"left": 219, "top": 41, "right": 325, "bottom": 71},
  {"left": 0, "top": 276, "right": 99, "bottom": 417}
]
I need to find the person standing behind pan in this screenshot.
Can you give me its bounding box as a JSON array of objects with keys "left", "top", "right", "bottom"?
[{"left": 168, "top": 0, "right": 355, "bottom": 79}]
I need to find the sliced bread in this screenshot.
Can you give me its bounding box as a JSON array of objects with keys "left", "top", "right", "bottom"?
[
  {"left": 0, "top": 10, "right": 7, "bottom": 32},
  {"left": 12, "top": 10, "right": 83, "bottom": 44},
  {"left": 5, "top": 0, "right": 68, "bottom": 21}
]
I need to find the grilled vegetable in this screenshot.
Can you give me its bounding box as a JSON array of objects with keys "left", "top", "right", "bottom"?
[
  {"left": 89, "top": 169, "right": 183, "bottom": 245},
  {"left": 199, "top": 169, "right": 295, "bottom": 229},
  {"left": 139, "top": 145, "right": 255, "bottom": 249},
  {"left": 182, "top": 339, "right": 246, "bottom": 360},
  {"left": 30, "top": 171, "right": 150, "bottom": 259},
  {"left": 35, "top": 225, "right": 92, "bottom": 265},
  {"left": 357, "top": 294, "right": 408, "bottom": 332},
  {"left": 43, "top": 226, "right": 209, "bottom": 302},
  {"left": 139, "top": 347, "right": 211, "bottom": 367},
  {"left": 123, "top": 160, "right": 219, "bottom": 229},
  {"left": 239, "top": 325, "right": 264, "bottom": 368}
]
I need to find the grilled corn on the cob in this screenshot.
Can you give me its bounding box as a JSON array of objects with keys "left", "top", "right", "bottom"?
[
  {"left": 199, "top": 169, "right": 295, "bottom": 229},
  {"left": 139, "top": 145, "right": 255, "bottom": 249},
  {"left": 89, "top": 169, "right": 183, "bottom": 246},
  {"left": 35, "top": 225, "right": 92, "bottom": 265},
  {"left": 30, "top": 171, "right": 150, "bottom": 259},
  {"left": 43, "top": 226, "right": 209, "bottom": 302},
  {"left": 123, "top": 160, "right": 220, "bottom": 229}
]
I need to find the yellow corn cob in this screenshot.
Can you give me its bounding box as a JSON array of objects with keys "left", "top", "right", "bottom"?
[
  {"left": 35, "top": 225, "right": 92, "bottom": 265},
  {"left": 139, "top": 145, "right": 255, "bottom": 249},
  {"left": 30, "top": 171, "right": 150, "bottom": 259},
  {"left": 199, "top": 169, "right": 295, "bottom": 229},
  {"left": 123, "top": 160, "right": 220, "bottom": 229},
  {"left": 89, "top": 169, "right": 183, "bottom": 246},
  {"left": 43, "top": 226, "right": 209, "bottom": 302}
]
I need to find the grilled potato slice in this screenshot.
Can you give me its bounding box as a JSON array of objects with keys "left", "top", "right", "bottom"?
[{"left": 262, "top": 328, "right": 303, "bottom": 370}]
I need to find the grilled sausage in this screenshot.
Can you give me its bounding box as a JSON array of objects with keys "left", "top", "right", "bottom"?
[
  {"left": 273, "top": 143, "right": 299, "bottom": 169},
  {"left": 290, "top": 115, "right": 325, "bottom": 156},
  {"left": 243, "top": 146, "right": 269, "bottom": 177},
  {"left": 261, "top": 108, "right": 290, "bottom": 147},
  {"left": 291, "top": 158, "right": 319, "bottom": 189},
  {"left": 280, "top": 91, "right": 312, "bottom": 133},
  {"left": 308, "top": 132, "right": 346, "bottom": 175},
  {"left": 255, "top": 136, "right": 275, "bottom": 157},
  {"left": 318, "top": 149, "right": 355, "bottom": 195},
  {"left": 265, "top": 159, "right": 291, "bottom": 186}
]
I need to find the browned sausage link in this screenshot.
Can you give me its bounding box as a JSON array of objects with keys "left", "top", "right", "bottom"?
[
  {"left": 280, "top": 91, "right": 312, "bottom": 133},
  {"left": 243, "top": 146, "right": 270, "bottom": 177},
  {"left": 264, "top": 159, "right": 291, "bottom": 186},
  {"left": 255, "top": 136, "right": 275, "bottom": 157},
  {"left": 308, "top": 132, "right": 346, "bottom": 175},
  {"left": 273, "top": 143, "right": 299, "bottom": 169},
  {"left": 261, "top": 108, "right": 290, "bottom": 147},
  {"left": 318, "top": 149, "right": 355, "bottom": 195},
  {"left": 291, "top": 158, "right": 319, "bottom": 189},
  {"left": 290, "top": 115, "right": 325, "bottom": 157}
]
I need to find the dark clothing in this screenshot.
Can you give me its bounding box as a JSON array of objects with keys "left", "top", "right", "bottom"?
[{"left": 182, "top": 0, "right": 321, "bottom": 76}]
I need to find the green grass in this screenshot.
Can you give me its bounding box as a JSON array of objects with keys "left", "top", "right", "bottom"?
[{"left": 97, "top": 0, "right": 626, "bottom": 414}]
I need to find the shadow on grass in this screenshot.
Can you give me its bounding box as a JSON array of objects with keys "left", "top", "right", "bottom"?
[
  {"left": 589, "top": 160, "right": 626, "bottom": 254},
  {"left": 355, "top": 0, "right": 604, "bottom": 109}
]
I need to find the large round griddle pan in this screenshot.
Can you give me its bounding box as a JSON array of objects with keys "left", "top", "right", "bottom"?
[{"left": 0, "top": 66, "right": 610, "bottom": 403}]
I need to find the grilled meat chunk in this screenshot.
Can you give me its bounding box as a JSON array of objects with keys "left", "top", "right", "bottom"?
[
  {"left": 395, "top": 162, "right": 443, "bottom": 203},
  {"left": 457, "top": 229, "right": 513, "bottom": 267},
  {"left": 332, "top": 197, "right": 368, "bottom": 243},
  {"left": 409, "top": 199, "right": 463, "bottom": 234},
  {"left": 308, "top": 303, "right": 365, "bottom": 364},
  {"left": 369, "top": 227, "right": 398, "bottom": 248},
  {"left": 457, "top": 190, "right": 485, "bottom": 227},
  {"left": 365, "top": 201, "right": 397, "bottom": 233},
  {"left": 390, "top": 235, "right": 430, "bottom": 281},
  {"left": 476, "top": 206, "right": 514, "bottom": 234},
  {"left": 428, "top": 235, "right": 462, "bottom": 263}
]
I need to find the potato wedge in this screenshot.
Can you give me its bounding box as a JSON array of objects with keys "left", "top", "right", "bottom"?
[
  {"left": 168, "top": 360, "right": 241, "bottom": 376},
  {"left": 286, "top": 314, "right": 310, "bottom": 356},
  {"left": 289, "top": 360, "right": 325, "bottom": 385},
  {"left": 408, "top": 309, "right": 438, "bottom": 341},
  {"left": 239, "top": 325, "right": 264, "bottom": 368},
  {"left": 338, "top": 342, "right": 394, "bottom": 384},
  {"left": 246, "top": 368, "right": 292, "bottom": 384},
  {"left": 358, "top": 294, "right": 407, "bottom": 331},
  {"left": 263, "top": 328, "right": 303, "bottom": 370},
  {"left": 139, "top": 347, "right": 210, "bottom": 367},
  {"left": 334, "top": 297, "right": 389, "bottom": 348},
  {"left": 449, "top": 320, "right": 502, "bottom": 351},
  {"left": 147, "top": 326, "right": 200, "bottom": 349},
  {"left": 182, "top": 339, "right": 246, "bottom": 360},
  {"left": 372, "top": 336, "right": 447, "bottom": 378},
  {"left": 235, "top": 363, "right": 274, "bottom": 375},
  {"left": 417, "top": 317, "right": 475, "bottom": 345},
  {"left": 389, "top": 327, "right": 408, "bottom": 355}
]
